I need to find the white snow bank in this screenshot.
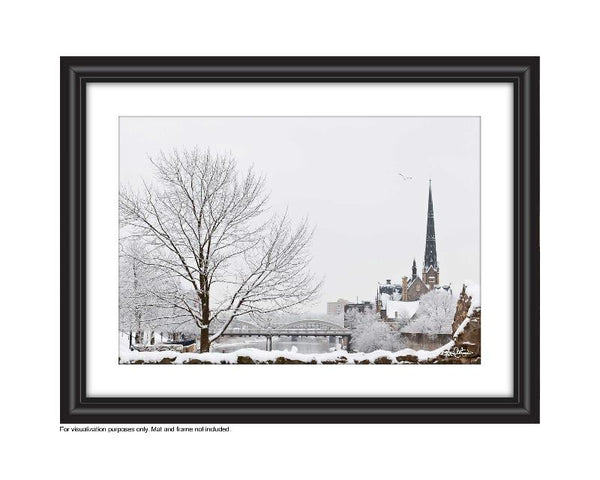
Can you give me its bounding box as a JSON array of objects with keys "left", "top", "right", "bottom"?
[
  {"left": 453, "top": 317, "right": 470, "bottom": 338},
  {"left": 119, "top": 342, "right": 455, "bottom": 365}
]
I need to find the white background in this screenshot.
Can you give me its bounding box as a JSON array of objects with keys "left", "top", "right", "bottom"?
[
  {"left": 1, "top": 1, "right": 597, "bottom": 479},
  {"left": 87, "top": 83, "right": 511, "bottom": 398}
]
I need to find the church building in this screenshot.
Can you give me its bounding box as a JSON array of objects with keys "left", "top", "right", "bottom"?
[{"left": 376, "top": 181, "right": 447, "bottom": 320}]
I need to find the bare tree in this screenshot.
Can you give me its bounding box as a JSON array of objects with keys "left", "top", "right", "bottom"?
[{"left": 119, "top": 148, "right": 321, "bottom": 352}]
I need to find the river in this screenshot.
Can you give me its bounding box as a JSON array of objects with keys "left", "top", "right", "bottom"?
[{"left": 212, "top": 336, "right": 336, "bottom": 354}]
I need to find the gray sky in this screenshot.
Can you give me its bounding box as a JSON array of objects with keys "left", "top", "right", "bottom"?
[{"left": 120, "top": 117, "right": 480, "bottom": 313}]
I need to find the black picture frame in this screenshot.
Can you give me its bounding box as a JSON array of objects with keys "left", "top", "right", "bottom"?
[{"left": 61, "top": 56, "right": 539, "bottom": 424}]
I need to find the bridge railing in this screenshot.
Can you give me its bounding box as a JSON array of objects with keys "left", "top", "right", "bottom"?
[{"left": 209, "top": 327, "right": 351, "bottom": 336}]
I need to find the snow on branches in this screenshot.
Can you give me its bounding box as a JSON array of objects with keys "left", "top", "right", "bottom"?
[
  {"left": 346, "top": 307, "right": 403, "bottom": 353},
  {"left": 402, "top": 289, "right": 456, "bottom": 334},
  {"left": 119, "top": 148, "right": 321, "bottom": 352}
]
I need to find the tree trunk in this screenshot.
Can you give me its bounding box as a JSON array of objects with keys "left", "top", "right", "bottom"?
[
  {"left": 199, "top": 328, "right": 210, "bottom": 352},
  {"left": 199, "top": 290, "right": 211, "bottom": 352}
]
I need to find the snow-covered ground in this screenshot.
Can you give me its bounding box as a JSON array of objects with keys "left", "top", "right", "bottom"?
[{"left": 119, "top": 341, "right": 454, "bottom": 364}]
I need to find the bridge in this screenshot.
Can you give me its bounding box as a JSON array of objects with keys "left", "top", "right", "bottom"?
[{"left": 209, "top": 319, "right": 352, "bottom": 351}]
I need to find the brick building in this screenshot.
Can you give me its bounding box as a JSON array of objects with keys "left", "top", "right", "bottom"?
[
  {"left": 326, "top": 298, "right": 350, "bottom": 315},
  {"left": 376, "top": 181, "right": 448, "bottom": 320}
]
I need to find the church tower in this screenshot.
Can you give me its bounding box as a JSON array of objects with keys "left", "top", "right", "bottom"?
[
  {"left": 422, "top": 180, "right": 440, "bottom": 289},
  {"left": 411, "top": 258, "right": 417, "bottom": 281}
]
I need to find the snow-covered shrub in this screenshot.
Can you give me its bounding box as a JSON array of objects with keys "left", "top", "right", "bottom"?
[
  {"left": 402, "top": 289, "right": 456, "bottom": 334},
  {"left": 347, "top": 308, "right": 402, "bottom": 353}
]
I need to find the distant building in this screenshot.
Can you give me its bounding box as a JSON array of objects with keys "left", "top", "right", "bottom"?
[
  {"left": 433, "top": 284, "right": 453, "bottom": 294},
  {"left": 327, "top": 298, "right": 350, "bottom": 316},
  {"left": 377, "top": 276, "right": 424, "bottom": 321},
  {"left": 422, "top": 180, "right": 440, "bottom": 290},
  {"left": 344, "top": 301, "right": 374, "bottom": 315},
  {"left": 384, "top": 300, "right": 420, "bottom": 322},
  {"left": 376, "top": 181, "right": 450, "bottom": 321}
]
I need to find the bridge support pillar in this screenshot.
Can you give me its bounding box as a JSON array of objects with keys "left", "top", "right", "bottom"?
[
  {"left": 266, "top": 336, "right": 272, "bottom": 351},
  {"left": 291, "top": 335, "right": 298, "bottom": 342},
  {"left": 341, "top": 335, "right": 350, "bottom": 350},
  {"left": 328, "top": 335, "right": 336, "bottom": 344}
]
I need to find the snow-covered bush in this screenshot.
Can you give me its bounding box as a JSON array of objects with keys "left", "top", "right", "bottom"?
[
  {"left": 402, "top": 289, "right": 456, "bottom": 334},
  {"left": 347, "top": 308, "right": 402, "bottom": 353}
]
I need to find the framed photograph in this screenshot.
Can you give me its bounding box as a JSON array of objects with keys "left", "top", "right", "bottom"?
[{"left": 61, "top": 57, "right": 539, "bottom": 423}]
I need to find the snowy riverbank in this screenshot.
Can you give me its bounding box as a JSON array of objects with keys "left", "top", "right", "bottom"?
[{"left": 119, "top": 342, "right": 455, "bottom": 365}]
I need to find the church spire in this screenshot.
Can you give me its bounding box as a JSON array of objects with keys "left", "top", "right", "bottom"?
[
  {"left": 423, "top": 180, "right": 439, "bottom": 288},
  {"left": 412, "top": 258, "right": 417, "bottom": 280}
]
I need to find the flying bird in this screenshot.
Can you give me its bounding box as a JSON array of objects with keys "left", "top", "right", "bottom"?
[{"left": 397, "top": 173, "right": 413, "bottom": 180}]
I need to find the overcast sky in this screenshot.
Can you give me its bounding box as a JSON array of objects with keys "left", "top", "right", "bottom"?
[{"left": 120, "top": 116, "right": 480, "bottom": 313}]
